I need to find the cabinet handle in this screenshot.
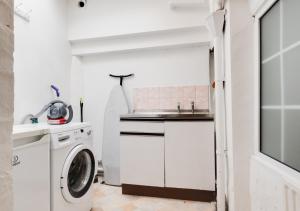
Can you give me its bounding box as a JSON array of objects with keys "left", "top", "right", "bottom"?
[{"left": 120, "top": 132, "right": 164, "bottom": 137}]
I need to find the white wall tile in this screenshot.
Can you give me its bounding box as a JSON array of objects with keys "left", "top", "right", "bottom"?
[{"left": 133, "top": 85, "right": 209, "bottom": 111}]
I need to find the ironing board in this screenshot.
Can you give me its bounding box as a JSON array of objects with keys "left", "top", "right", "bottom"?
[{"left": 102, "top": 85, "right": 129, "bottom": 185}]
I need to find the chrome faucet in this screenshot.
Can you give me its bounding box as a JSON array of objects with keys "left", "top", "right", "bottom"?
[
  {"left": 177, "top": 102, "right": 181, "bottom": 113},
  {"left": 191, "top": 101, "right": 195, "bottom": 113}
]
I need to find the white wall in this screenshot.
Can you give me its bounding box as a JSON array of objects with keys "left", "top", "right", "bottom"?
[
  {"left": 67, "top": 0, "right": 209, "bottom": 40},
  {"left": 251, "top": 156, "right": 300, "bottom": 211},
  {"left": 79, "top": 46, "right": 209, "bottom": 160},
  {"left": 224, "top": 0, "right": 300, "bottom": 210},
  {"left": 68, "top": 0, "right": 211, "bottom": 160},
  {"left": 230, "top": 20, "right": 254, "bottom": 211},
  {"left": 224, "top": 0, "right": 254, "bottom": 210},
  {"left": 14, "top": 0, "right": 71, "bottom": 123}
]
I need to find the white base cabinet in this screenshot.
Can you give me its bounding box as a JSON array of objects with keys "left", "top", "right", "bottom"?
[
  {"left": 120, "top": 134, "right": 165, "bottom": 187},
  {"left": 165, "top": 121, "right": 215, "bottom": 191},
  {"left": 120, "top": 120, "right": 215, "bottom": 191}
]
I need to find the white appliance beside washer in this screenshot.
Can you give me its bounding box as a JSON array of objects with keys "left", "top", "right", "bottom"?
[
  {"left": 13, "top": 124, "right": 50, "bottom": 211},
  {"left": 49, "top": 122, "right": 96, "bottom": 211}
]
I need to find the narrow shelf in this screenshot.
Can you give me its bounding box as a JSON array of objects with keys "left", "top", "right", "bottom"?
[
  {"left": 69, "top": 25, "right": 208, "bottom": 44},
  {"left": 70, "top": 25, "right": 211, "bottom": 57},
  {"left": 73, "top": 41, "right": 210, "bottom": 57}
]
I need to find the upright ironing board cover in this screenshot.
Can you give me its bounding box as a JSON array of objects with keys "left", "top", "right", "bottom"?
[{"left": 102, "top": 85, "right": 129, "bottom": 186}]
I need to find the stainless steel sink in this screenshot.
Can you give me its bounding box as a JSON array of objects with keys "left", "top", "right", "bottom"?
[{"left": 121, "top": 111, "right": 214, "bottom": 120}]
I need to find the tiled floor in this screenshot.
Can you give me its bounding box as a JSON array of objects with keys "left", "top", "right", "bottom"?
[{"left": 91, "top": 182, "right": 216, "bottom": 211}]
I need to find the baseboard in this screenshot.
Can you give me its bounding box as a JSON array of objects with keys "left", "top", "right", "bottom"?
[{"left": 122, "top": 184, "right": 216, "bottom": 202}]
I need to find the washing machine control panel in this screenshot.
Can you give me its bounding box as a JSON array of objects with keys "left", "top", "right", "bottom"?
[
  {"left": 51, "top": 126, "right": 93, "bottom": 149},
  {"left": 73, "top": 127, "right": 93, "bottom": 141}
]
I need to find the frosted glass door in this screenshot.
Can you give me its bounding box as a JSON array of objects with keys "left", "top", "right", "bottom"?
[{"left": 260, "top": 0, "right": 300, "bottom": 172}]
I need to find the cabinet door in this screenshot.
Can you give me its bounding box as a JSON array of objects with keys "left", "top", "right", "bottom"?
[
  {"left": 165, "top": 121, "right": 215, "bottom": 190},
  {"left": 120, "top": 134, "right": 164, "bottom": 187}
]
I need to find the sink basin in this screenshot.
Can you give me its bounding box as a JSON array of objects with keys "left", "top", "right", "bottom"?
[{"left": 121, "top": 111, "right": 214, "bottom": 120}]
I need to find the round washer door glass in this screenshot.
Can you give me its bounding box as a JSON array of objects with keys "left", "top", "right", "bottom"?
[{"left": 67, "top": 148, "right": 95, "bottom": 198}]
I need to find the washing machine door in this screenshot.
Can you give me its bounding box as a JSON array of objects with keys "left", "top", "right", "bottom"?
[{"left": 60, "top": 144, "right": 95, "bottom": 203}]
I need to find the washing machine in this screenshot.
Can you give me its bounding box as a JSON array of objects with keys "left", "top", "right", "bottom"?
[{"left": 49, "top": 122, "right": 96, "bottom": 211}]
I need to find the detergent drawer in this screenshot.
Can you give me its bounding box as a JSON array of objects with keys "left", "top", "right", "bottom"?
[{"left": 12, "top": 134, "right": 50, "bottom": 211}]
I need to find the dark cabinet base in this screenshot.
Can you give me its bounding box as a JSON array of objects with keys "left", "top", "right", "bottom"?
[{"left": 122, "top": 184, "right": 216, "bottom": 202}]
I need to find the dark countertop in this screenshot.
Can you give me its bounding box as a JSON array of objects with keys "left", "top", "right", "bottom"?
[{"left": 120, "top": 112, "right": 214, "bottom": 121}]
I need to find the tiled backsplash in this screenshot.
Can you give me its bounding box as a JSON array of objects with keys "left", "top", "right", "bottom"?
[{"left": 133, "top": 85, "right": 209, "bottom": 111}]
